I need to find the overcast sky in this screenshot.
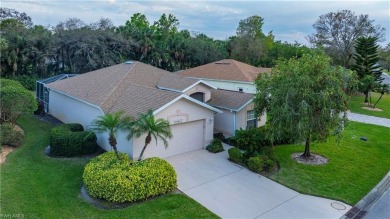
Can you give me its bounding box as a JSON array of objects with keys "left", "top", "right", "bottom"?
[{"left": 2, "top": 0, "right": 389, "bottom": 46}]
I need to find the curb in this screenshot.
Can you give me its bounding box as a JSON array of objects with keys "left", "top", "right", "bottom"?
[{"left": 341, "top": 171, "right": 390, "bottom": 219}]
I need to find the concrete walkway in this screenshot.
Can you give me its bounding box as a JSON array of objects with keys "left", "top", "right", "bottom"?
[
  {"left": 347, "top": 111, "right": 390, "bottom": 128},
  {"left": 166, "top": 149, "right": 351, "bottom": 218}
]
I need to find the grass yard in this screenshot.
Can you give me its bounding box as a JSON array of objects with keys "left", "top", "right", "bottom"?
[
  {"left": 270, "top": 122, "right": 390, "bottom": 205},
  {"left": 349, "top": 92, "right": 390, "bottom": 118},
  {"left": 0, "top": 115, "right": 217, "bottom": 219}
]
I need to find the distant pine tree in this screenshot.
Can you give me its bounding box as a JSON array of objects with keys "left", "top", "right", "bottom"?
[{"left": 352, "top": 36, "right": 383, "bottom": 103}]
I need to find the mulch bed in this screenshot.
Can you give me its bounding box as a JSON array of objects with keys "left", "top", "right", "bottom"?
[
  {"left": 361, "top": 107, "right": 383, "bottom": 112},
  {"left": 0, "top": 124, "right": 25, "bottom": 164},
  {"left": 34, "top": 114, "right": 64, "bottom": 126},
  {"left": 292, "top": 152, "right": 328, "bottom": 165}
]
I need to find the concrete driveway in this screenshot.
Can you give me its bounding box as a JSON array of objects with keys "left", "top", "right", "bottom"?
[{"left": 166, "top": 148, "right": 351, "bottom": 218}]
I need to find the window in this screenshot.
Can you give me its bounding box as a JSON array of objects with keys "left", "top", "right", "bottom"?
[
  {"left": 238, "top": 87, "right": 243, "bottom": 92},
  {"left": 246, "top": 110, "right": 257, "bottom": 129},
  {"left": 190, "top": 92, "right": 205, "bottom": 102}
]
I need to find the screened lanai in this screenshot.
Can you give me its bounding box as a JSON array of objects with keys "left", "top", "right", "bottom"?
[{"left": 36, "top": 74, "right": 78, "bottom": 112}]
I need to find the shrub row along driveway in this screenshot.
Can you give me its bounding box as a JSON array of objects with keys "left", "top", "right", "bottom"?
[{"left": 166, "top": 148, "right": 351, "bottom": 218}]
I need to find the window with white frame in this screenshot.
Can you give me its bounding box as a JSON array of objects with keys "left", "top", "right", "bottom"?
[{"left": 246, "top": 110, "right": 257, "bottom": 129}]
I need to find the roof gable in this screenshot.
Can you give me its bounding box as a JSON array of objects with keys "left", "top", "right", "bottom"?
[
  {"left": 207, "top": 89, "right": 254, "bottom": 111},
  {"left": 178, "top": 59, "right": 271, "bottom": 82}
]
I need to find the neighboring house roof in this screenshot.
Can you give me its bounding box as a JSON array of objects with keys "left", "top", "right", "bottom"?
[
  {"left": 178, "top": 59, "right": 271, "bottom": 83},
  {"left": 207, "top": 89, "right": 254, "bottom": 112},
  {"left": 47, "top": 61, "right": 221, "bottom": 117},
  {"left": 156, "top": 74, "right": 198, "bottom": 92}
]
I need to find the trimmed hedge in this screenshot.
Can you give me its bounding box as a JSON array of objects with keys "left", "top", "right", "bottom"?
[
  {"left": 206, "top": 139, "right": 224, "bottom": 153},
  {"left": 83, "top": 152, "right": 177, "bottom": 203},
  {"left": 247, "top": 156, "right": 264, "bottom": 173},
  {"left": 50, "top": 123, "right": 97, "bottom": 157},
  {"left": 228, "top": 147, "right": 243, "bottom": 165}
]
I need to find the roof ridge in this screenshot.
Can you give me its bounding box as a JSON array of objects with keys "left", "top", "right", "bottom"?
[
  {"left": 232, "top": 60, "right": 254, "bottom": 81},
  {"left": 101, "top": 62, "right": 137, "bottom": 112}
]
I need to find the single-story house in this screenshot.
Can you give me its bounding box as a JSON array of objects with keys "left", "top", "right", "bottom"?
[
  {"left": 46, "top": 61, "right": 260, "bottom": 159},
  {"left": 177, "top": 59, "right": 271, "bottom": 94}
]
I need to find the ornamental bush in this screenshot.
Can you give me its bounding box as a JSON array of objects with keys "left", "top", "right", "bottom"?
[
  {"left": 228, "top": 147, "right": 243, "bottom": 165},
  {"left": 0, "top": 79, "right": 37, "bottom": 124},
  {"left": 234, "top": 127, "right": 272, "bottom": 155},
  {"left": 247, "top": 156, "right": 264, "bottom": 173},
  {"left": 50, "top": 123, "right": 97, "bottom": 157},
  {"left": 0, "top": 123, "right": 23, "bottom": 147},
  {"left": 83, "top": 152, "right": 177, "bottom": 203},
  {"left": 206, "top": 139, "right": 224, "bottom": 153}
]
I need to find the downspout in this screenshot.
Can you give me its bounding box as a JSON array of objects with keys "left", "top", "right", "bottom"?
[{"left": 233, "top": 111, "right": 236, "bottom": 135}]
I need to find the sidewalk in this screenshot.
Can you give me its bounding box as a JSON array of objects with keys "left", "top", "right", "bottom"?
[{"left": 347, "top": 111, "right": 390, "bottom": 128}]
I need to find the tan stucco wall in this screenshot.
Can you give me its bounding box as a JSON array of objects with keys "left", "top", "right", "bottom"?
[
  {"left": 236, "top": 102, "right": 266, "bottom": 130},
  {"left": 132, "top": 98, "right": 215, "bottom": 160},
  {"left": 49, "top": 90, "right": 134, "bottom": 156},
  {"left": 184, "top": 83, "right": 212, "bottom": 102}
]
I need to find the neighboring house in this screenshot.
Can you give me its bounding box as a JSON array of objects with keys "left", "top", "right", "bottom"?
[
  {"left": 45, "top": 61, "right": 255, "bottom": 159},
  {"left": 177, "top": 59, "right": 271, "bottom": 94}
]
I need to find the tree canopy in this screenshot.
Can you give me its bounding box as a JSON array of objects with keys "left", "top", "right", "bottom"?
[
  {"left": 254, "top": 53, "right": 356, "bottom": 158},
  {"left": 1, "top": 8, "right": 319, "bottom": 81},
  {"left": 308, "top": 10, "right": 385, "bottom": 68}
]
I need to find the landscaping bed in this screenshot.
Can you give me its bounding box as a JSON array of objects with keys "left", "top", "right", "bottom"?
[{"left": 0, "top": 115, "right": 217, "bottom": 218}]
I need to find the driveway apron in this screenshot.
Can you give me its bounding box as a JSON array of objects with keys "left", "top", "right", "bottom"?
[{"left": 166, "top": 149, "right": 351, "bottom": 219}]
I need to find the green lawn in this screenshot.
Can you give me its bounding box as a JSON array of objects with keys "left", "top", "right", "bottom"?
[
  {"left": 0, "top": 115, "right": 217, "bottom": 219},
  {"left": 270, "top": 122, "right": 390, "bottom": 205},
  {"left": 349, "top": 92, "right": 390, "bottom": 118}
]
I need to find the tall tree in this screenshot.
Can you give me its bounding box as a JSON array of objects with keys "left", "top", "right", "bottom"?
[
  {"left": 254, "top": 53, "right": 356, "bottom": 158},
  {"left": 52, "top": 18, "right": 130, "bottom": 73},
  {"left": 308, "top": 10, "right": 385, "bottom": 67},
  {"left": 0, "top": 7, "right": 33, "bottom": 27},
  {"left": 89, "top": 111, "right": 132, "bottom": 159},
  {"left": 229, "top": 15, "right": 274, "bottom": 67},
  {"left": 127, "top": 110, "right": 172, "bottom": 161},
  {"left": 236, "top": 15, "right": 265, "bottom": 38},
  {"left": 351, "top": 36, "right": 383, "bottom": 103}
]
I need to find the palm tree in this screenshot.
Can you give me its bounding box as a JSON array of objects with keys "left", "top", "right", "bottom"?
[
  {"left": 90, "top": 111, "right": 132, "bottom": 159},
  {"left": 373, "top": 83, "right": 390, "bottom": 108},
  {"left": 128, "top": 110, "right": 172, "bottom": 161}
]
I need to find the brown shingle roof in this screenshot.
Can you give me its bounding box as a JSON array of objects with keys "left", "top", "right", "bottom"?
[
  {"left": 207, "top": 89, "right": 253, "bottom": 111},
  {"left": 47, "top": 62, "right": 192, "bottom": 116},
  {"left": 107, "top": 84, "right": 180, "bottom": 118},
  {"left": 157, "top": 74, "right": 199, "bottom": 92},
  {"left": 178, "top": 59, "right": 271, "bottom": 82}
]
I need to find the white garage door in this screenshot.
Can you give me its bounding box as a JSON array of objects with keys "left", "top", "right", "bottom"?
[{"left": 143, "top": 120, "right": 205, "bottom": 158}]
